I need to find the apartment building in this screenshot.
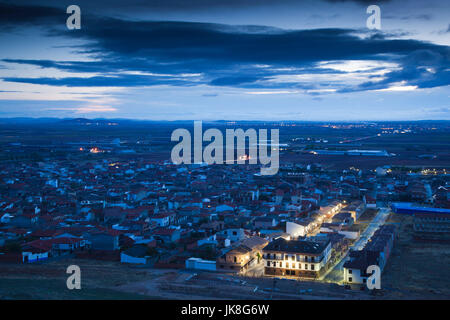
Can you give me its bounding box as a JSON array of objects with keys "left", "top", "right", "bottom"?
[
  {"left": 262, "top": 237, "right": 332, "bottom": 279},
  {"left": 343, "top": 224, "right": 396, "bottom": 285}
]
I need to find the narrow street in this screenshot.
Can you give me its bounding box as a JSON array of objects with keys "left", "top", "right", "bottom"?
[
  {"left": 322, "top": 207, "right": 391, "bottom": 283},
  {"left": 353, "top": 207, "right": 391, "bottom": 250}
]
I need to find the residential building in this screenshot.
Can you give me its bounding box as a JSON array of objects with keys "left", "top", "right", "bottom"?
[{"left": 262, "top": 237, "right": 332, "bottom": 278}]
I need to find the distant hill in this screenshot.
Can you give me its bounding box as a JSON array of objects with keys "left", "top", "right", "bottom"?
[
  {"left": 0, "top": 117, "right": 61, "bottom": 125},
  {"left": 59, "top": 118, "right": 113, "bottom": 125},
  {"left": 0, "top": 117, "right": 448, "bottom": 125}
]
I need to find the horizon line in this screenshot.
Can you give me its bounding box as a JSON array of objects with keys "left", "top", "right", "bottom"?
[{"left": 0, "top": 117, "right": 449, "bottom": 123}]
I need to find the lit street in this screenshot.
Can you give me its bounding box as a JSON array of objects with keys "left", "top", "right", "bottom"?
[{"left": 323, "top": 207, "right": 391, "bottom": 283}]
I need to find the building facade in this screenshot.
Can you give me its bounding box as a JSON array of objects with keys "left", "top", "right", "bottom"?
[
  {"left": 216, "top": 236, "right": 268, "bottom": 273},
  {"left": 262, "top": 238, "right": 331, "bottom": 279}
]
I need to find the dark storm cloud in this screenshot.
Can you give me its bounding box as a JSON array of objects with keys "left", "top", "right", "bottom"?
[
  {"left": 0, "top": 2, "right": 448, "bottom": 92},
  {"left": 384, "top": 14, "right": 433, "bottom": 21},
  {"left": 140, "top": 0, "right": 393, "bottom": 10},
  {"left": 2, "top": 74, "right": 195, "bottom": 87},
  {"left": 0, "top": 3, "right": 62, "bottom": 28},
  {"left": 0, "top": 0, "right": 389, "bottom": 15},
  {"left": 350, "top": 49, "right": 450, "bottom": 92},
  {"left": 326, "top": 0, "right": 390, "bottom": 3}
]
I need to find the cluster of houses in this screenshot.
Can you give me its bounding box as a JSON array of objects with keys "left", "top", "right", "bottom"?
[
  {"left": 343, "top": 224, "right": 396, "bottom": 286},
  {"left": 0, "top": 157, "right": 448, "bottom": 284}
]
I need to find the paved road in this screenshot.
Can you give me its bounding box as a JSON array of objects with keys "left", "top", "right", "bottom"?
[
  {"left": 353, "top": 207, "right": 391, "bottom": 250},
  {"left": 323, "top": 207, "right": 391, "bottom": 283}
]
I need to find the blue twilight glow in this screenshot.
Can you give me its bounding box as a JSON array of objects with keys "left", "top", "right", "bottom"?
[{"left": 0, "top": 0, "right": 449, "bottom": 120}]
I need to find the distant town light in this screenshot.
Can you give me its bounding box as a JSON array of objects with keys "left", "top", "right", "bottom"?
[{"left": 90, "top": 147, "right": 103, "bottom": 154}]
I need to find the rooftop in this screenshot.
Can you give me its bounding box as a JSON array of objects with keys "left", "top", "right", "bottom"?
[{"left": 262, "top": 237, "right": 329, "bottom": 255}]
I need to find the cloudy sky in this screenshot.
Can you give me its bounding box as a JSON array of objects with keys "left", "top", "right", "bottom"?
[{"left": 0, "top": 0, "right": 449, "bottom": 120}]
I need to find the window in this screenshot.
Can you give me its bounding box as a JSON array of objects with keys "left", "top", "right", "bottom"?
[
  {"left": 305, "top": 264, "right": 308, "bottom": 270},
  {"left": 291, "top": 256, "right": 295, "bottom": 261},
  {"left": 286, "top": 263, "right": 290, "bottom": 268},
  {"left": 348, "top": 277, "right": 352, "bottom": 282},
  {"left": 285, "top": 255, "right": 288, "bottom": 260},
  {"left": 286, "top": 270, "right": 295, "bottom": 276},
  {"left": 232, "top": 231, "right": 237, "bottom": 236},
  {"left": 311, "top": 264, "right": 315, "bottom": 270},
  {"left": 234, "top": 256, "right": 237, "bottom": 263},
  {"left": 267, "top": 261, "right": 270, "bottom": 267},
  {"left": 311, "top": 257, "right": 315, "bottom": 262},
  {"left": 304, "top": 256, "right": 308, "bottom": 262},
  {"left": 349, "top": 269, "right": 352, "bottom": 274},
  {"left": 279, "top": 262, "right": 283, "bottom": 268},
  {"left": 298, "top": 263, "right": 301, "bottom": 269},
  {"left": 363, "top": 279, "right": 367, "bottom": 284}
]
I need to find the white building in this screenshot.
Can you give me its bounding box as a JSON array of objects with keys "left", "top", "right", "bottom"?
[
  {"left": 286, "top": 221, "right": 307, "bottom": 238},
  {"left": 185, "top": 257, "right": 216, "bottom": 271},
  {"left": 262, "top": 238, "right": 332, "bottom": 278}
]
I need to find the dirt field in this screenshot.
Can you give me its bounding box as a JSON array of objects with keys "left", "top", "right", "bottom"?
[
  {"left": 0, "top": 259, "right": 162, "bottom": 299},
  {"left": 1, "top": 235, "right": 449, "bottom": 300},
  {"left": 0, "top": 258, "right": 374, "bottom": 300},
  {"left": 382, "top": 215, "right": 450, "bottom": 299},
  {"left": 358, "top": 209, "right": 378, "bottom": 222},
  {"left": 115, "top": 271, "right": 379, "bottom": 300}
]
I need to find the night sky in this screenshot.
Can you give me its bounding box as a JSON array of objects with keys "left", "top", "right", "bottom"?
[{"left": 0, "top": 0, "right": 449, "bottom": 120}]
